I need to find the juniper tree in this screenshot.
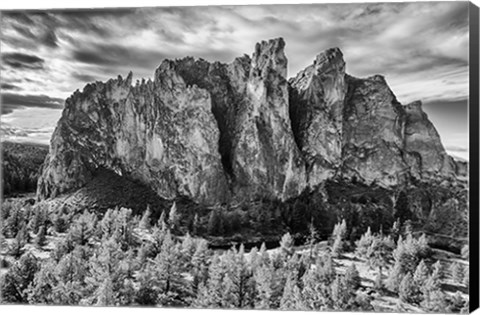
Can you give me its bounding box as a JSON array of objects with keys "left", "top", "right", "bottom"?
[
  {"left": 4, "top": 202, "right": 24, "bottom": 238},
  {"left": 9, "top": 228, "right": 26, "bottom": 258},
  {"left": 279, "top": 232, "right": 294, "bottom": 257},
  {"left": 345, "top": 263, "right": 361, "bottom": 290},
  {"left": 29, "top": 207, "right": 48, "bottom": 234},
  {"left": 35, "top": 224, "right": 47, "bottom": 248}
]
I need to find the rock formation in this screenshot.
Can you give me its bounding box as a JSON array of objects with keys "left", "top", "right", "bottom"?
[
  {"left": 404, "top": 100, "right": 455, "bottom": 177},
  {"left": 289, "top": 47, "right": 346, "bottom": 186},
  {"left": 37, "top": 38, "right": 458, "bottom": 205}
]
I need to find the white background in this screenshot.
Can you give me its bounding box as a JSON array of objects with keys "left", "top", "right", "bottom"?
[{"left": 0, "top": 1, "right": 479, "bottom": 315}]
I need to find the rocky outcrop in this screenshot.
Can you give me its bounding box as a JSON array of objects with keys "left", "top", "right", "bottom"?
[
  {"left": 404, "top": 100, "right": 455, "bottom": 177},
  {"left": 38, "top": 38, "right": 458, "bottom": 205},
  {"left": 289, "top": 47, "right": 346, "bottom": 186},
  {"left": 340, "top": 74, "right": 414, "bottom": 187},
  {"left": 38, "top": 65, "right": 229, "bottom": 204},
  {"left": 232, "top": 38, "right": 306, "bottom": 200}
]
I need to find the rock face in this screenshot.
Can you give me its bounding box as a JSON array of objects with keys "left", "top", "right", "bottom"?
[
  {"left": 289, "top": 48, "right": 346, "bottom": 186},
  {"left": 38, "top": 64, "right": 229, "bottom": 204},
  {"left": 341, "top": 74, "right": 413, "bottom": 187},
  {"left": 404, "top": 100, "right": 455, "bottom": 177},
  {"left": 232, "top": 39, "right": 306, "bottom": 200},
  {"left": 38, "top": 38, "right": 458, "bottom": 205}
]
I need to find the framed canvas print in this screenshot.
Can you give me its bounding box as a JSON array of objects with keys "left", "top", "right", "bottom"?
[{"left": 0, "top": 0, "right": 479, "bottom": 314}]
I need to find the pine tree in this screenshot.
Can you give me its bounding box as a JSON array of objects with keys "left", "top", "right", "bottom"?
[
  {"left": 258, "top": 242, "right": 270, "bottom": 267},
  {"left": 194, "top": 253, "right": 226, "bottom": 307},
  {"left": 254, "top": 263, "right": 274, "bottom": 309},
  {"left": 29, "top": 207, "right": 47, "bottom": 234},
  {"left": 331, "top": 219, "right": 347, "bottom": 257},
  {"left": 451, "top": 262, "right": 465, "bottom": 284},
  {"left": 94, "top": 277, "right": 115, "bottom": 306},
  {"left": 399, "top": 273, "right": 420, "bottom": 304},
  {"left": 280, "top": 273, "right": 304, "bottom": 310},
  {"left": 355, "top": 226, "right": 373, "bottom": 258},
  {"left": 168, "top": 202, "right": 180, "bottom": 231},
  {"left": 422, "top": 289, "right": 447, "bottom": 312},
  {"left": 391, "top": 218, "right": 401, "bottom": 241},
  {"left": 223, "top": 245, "right": 255, "bottom": 308},
  {"left": 413, "top": 260, "right": 429, "bottom": 288},
  {"left": 331, "top": 275, "right": 354, "bottom": 310},
  {"left": 0, "top": 253, "right": 39, "bottom": 303},
  {"left": 463, "top": 266, "right": 469, "bottom": 288},
  {"left": 112, "top": 208, "right": 135, "bottom": 250},
  {"left": 153, "top": 231, "right": 185, "bottom": 305},
  {"left": 69, "top": 211, "right": 97, "bottom": 246},
  {"left": 306, "top": 218, "right": 318, "bottom": 261},
  {"left": 4, "top": 202, "right": 24, "bottom": 238},
  {"left": 26, "top": 260, "right": 57, "bottom": 304},
  {"left": 179, "top": 233, "right": 196, "bottom": 271},
  {"left": 9, "top": 228, "right": 26, "bottom": 258},
  {"left": 191, "top": 239, "right": 210, "bottom": 292},
  {"left": 100, "top": 208, "right": 116, "bottom": 238},
  {"left": 139, "top": 205, "right": 152, "bottom": 230},
  {"left": 431, "top": 260, "right": 444, "bottom": 281},
  {"left": 157, "top": 210, "right": 167, "bottom": 230}
]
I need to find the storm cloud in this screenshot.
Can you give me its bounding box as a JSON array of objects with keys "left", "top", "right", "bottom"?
[
  {"left": 2, "top": 52, "right": 45, "bottom": 70},
  {"left": 1, "top": 93, "right": 64, "bottom": 113}
]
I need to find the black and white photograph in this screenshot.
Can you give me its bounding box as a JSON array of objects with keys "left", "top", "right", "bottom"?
[{"left": 0, "top": 0, "right": 478, "bottom": 313}]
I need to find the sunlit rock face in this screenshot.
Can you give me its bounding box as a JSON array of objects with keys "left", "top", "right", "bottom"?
[
  {"left": 38, "top": 65, "right": 229, "bottom": 204},
  {"left": 231, "top": 38, "right": 306, "bottom": 201},
  {"left": 341, "top": 74, "right": 413, "bottom": 187},
  {"left": 38, "top": 38, "right": 458, "bottom": 205},
  {"left": 289, "top": 47, "right": 346, "bottom": 186},
  {"left": 404, "top": 100, "right": 455, "bottom": 178}
]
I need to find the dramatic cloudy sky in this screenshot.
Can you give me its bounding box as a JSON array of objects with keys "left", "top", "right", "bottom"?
[{"left": 0, "top": 1, "right": 470, "bottom": 160}]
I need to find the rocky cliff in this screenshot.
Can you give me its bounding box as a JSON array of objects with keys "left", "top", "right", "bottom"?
[{"left": 37, "top": 38, "right": 457, "bottom": 205}]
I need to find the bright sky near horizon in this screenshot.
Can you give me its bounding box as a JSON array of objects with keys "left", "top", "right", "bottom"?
[{"left": 0, "top": 1, "right": 470, "bottom": 160}]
